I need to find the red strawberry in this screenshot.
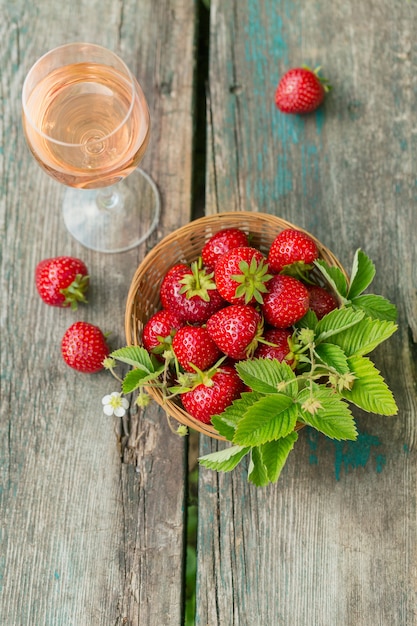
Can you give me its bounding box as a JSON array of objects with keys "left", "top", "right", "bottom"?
[
  {"left": 142, "top": 309, "right": 184, "bottom": 356},
  {"left": 172, "top": 326, "right": 221, "bottom": 372},
  {"left": 275, "top": 66, "right": 330, "bottom": 114},
  {"left": 214, "top": 246, "right": 272, "bottom": 305},
  {"left": 267, "top": 229, "right": 319, "bottom": 273},
  {"left": 61, "top": 322, "right": 109, "bottom": 373},
  {"left": 307, "top": 284, "right": 338, "bottom": 319},
  {"left": 160, "top": 260, "right": 225, "bottom": 323},
  {"left": 163, "top": 263, "right": 188, "bottom": 280},
  {"left": 35, "top": 256, "right": 89, "bottom": 309},
  {"left": 262, "top": 274, "right": 309, "bottom": 328},
  {"left": 206, "top": 304, "right": 263, "bottom": 360},
  {"left": 180, "top": 365, "right": 244, "bottom": 424},
  {"left": 254, "top": 328, "right": 294, "bottom": 366},
  {"left": 201, "top": 228, "right": 249, "bottom": 271}
]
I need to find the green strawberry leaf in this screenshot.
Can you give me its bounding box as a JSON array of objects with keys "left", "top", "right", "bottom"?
[
  {"left": 248, "top": 446, "right": 270, "bottom": 487},
  {"left": 298, "top": 387, "right": 358, "bottom": 440},
  {"left": 314, "top": 343, "right": 350, "bottom": 374},
  {"left": 122, "top": 367, "right": 164, "bottom": 394},
  {"left": 325, "top": 318, "right": 398, "bottom": 357},
  {"left": 350, "top": 294, "right": 398, "bottom": 322},
  {"left": 314, "top": 259, "right": 349, "bottom": 300},
  {"left": 211, "top": 392, "right": 263, "bottom": 441},
  {"left": 295, "top": 308, "right": 319, "bottom": 331},
  {"left": 111, "top": 346, "right": 156, "bottom": 372},
  {"left": 233, "top": 395, "right": 298, "bottom": 446},
  {"left": 315, "top": 307, "right": 365, "bottom": 342},
  {"left": 343, "top": 355, "right": 398, "bottom": 415},
  {"left": 235, "top": 358, "right": 298, "bottom": 396},
  {"left": 347, "top": 249, "right": 375, "bottom": 300},
  {"left": 198, "top": 444, "right": 251, "bottom": 472},
  {"left": 260, "top": 432, "right": 299, "bottom": 483}
]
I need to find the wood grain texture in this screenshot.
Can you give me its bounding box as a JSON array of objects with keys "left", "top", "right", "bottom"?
[
  {"left": 0, "top": 1, "right": 195, "bottom": 624},
  {"left": 198, "top": 1, "right": 417, "bottom": 624}
]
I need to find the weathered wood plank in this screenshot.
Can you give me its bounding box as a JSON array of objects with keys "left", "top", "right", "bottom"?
[
  {"left": 0, "top": 1, "right": 195, "bottom": 624},
  {"left": 198, "top": 1, "right": 417, "bottom": 624}
]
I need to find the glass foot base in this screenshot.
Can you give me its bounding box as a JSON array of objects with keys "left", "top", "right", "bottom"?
[{"left": 62, "top": 168, "right": 160, "bottom": 253}]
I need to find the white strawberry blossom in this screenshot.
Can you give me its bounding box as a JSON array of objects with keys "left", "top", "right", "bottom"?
[{"left": 102, "top": 392, "right": 129, "bottom": 417}]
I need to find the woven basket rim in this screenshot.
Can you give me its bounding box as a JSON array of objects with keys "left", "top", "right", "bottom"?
[{"left": 125, "top": 211, "right": 347, "bottom": 440}]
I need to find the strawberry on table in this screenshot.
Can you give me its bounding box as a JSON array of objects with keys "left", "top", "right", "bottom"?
[
  {"left": 160, "top": 260, "right": 225, "bottom": 323},
  {"left": 202, "top": 227, "right": 249, "bottom": 271},
  {"left": 35, "top": 256, "right": 89, "bottom": 309},
  {"left": 267, "top": 228, "right": 319, "bottom": 274},
  {"left": 142, "top": 309, "right": 184, "bottom": 356},
  {"left": 262, "top": 274, "right": 309, "bottom": 328},
  {"left": 61, "top": 321, "right": 109, "bottom": 373},
  {"left": 206, "top": 304, "right": 263, "bottom": 360},
  {"left": 214, "top": 246, "right": 272, "bottom": 305},
  {"left": 172, "top": 325, "right": 221, "bottom": 372},
  {"left": 306, "top": 284, "right": 338, "bottom": 319},
  {"left": 180, "top": 365, "right": 244, "bottom": 424},
  {"left": 275, "top": 66, "right": 330, "bottom": 114}
]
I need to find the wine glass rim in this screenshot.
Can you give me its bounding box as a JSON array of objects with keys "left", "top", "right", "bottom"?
[{"left": 22, "top": 42, "right": 144, "bottom": 148}]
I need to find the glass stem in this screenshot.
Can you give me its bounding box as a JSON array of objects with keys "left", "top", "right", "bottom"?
[{"left": 96, "top": 186, "right": 121, "bottom": 211}]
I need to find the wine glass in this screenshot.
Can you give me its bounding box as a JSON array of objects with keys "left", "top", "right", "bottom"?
[{"left": 22, "top": 42, "right": 160, "bottom": 253}]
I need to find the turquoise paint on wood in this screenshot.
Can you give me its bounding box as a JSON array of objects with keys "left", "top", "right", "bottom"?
[
  {"left": 306, "top": 428, "right": 387, "bottom": 481},
  {"left": 375, "top": 454, "right": 386, "bottom": 473},
  {"left": 314, "top": 108, "right": 325, "bottom": 134},
  {"left": 333, "top": 432, "right": 385, "bottom": 481},
  {"left": 244, "top": 0, "right": 291, "bottom": 70},
  {"left": 306, "top": 428, "right": 319, "bottom": 467},
  {"left": 242, "top": 0, "right": 303, "bottom": 206},
  {"left": 237, "top": 0, "right": 331, "bottom": 209}
]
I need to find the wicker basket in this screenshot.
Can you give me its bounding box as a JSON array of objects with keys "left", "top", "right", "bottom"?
[{"left": 125, "top": 211, "right": 346, "bottom": 440}]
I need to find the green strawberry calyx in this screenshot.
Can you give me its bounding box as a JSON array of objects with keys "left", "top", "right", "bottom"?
[
  {"left": 168, "top": 357, "right": 228, "bottom": 395},
  {"left": 302, "top": 64, "right": 332, "bottom": 93},
  {"left": 150, "top": 332, "right": 176, "bottom": 356},
  {"left": 232, "top": 256, "right": 273, "bottom": 304},
  {"left": 179, "top": 257, "right": 217, "bottom": 302},
  {"left": 60, "top": 273, "right": 89, "bottom": 310},
  {"left": 279, "top": 260, "right": 315, "bottom": 282}
]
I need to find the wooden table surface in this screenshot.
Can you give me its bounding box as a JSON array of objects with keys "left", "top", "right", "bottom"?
[{"left": 1, "top": 1, "right": 416, "bottom": 625}]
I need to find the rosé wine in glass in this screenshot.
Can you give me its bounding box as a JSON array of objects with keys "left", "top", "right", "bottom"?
[{"left": 22, "top": 43, "right": 160, "bottom": 253}]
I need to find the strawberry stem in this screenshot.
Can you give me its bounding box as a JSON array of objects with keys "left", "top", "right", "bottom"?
[
  {"left": 179, "top": 257, "right": 217, "bottom": 302},
  {"left": 60, "top": 273, "right": 89, "bottom": 310}
]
